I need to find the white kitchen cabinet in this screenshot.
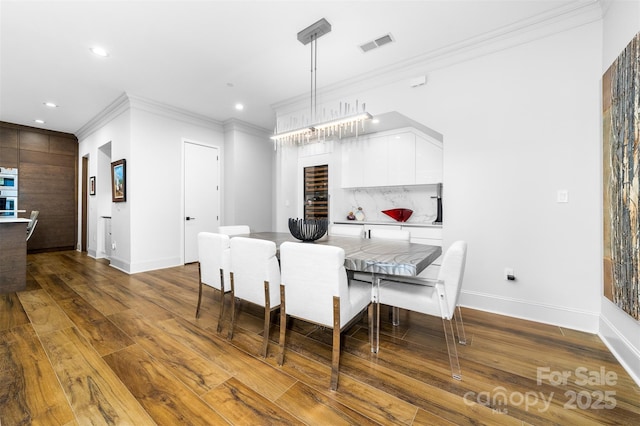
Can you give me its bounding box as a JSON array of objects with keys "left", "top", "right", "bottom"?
[
  {"left": 341, "top": 137, "right": 364, "bottom": 188},
  {"left": 388, "top": 132, "right": 415, "bottom": 185},
  {"left": 364, "top": 223, "right": 401, "bottom": 238},
  {"left": 362, "top": 135, "right": 388, "bottom": 187},
  {"left": 403, "top": 225, "right": 443, "bottom": 278},
  {"left": 404, "top": 226, "right": 442, "bottom": 246},
  {"left": 341, "top": 128, "right": 442, "bottom": 188},
  {"left": 415, "top": 134, "right": 443, "bottom": 184}
]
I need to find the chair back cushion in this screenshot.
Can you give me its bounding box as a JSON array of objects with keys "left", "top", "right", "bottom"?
[
  {"left": 437, "top": 240, "right": 467, "bottom": 316},
  {"left": 369, "top": 228, "right": 410, "bottom": 241},
  {"left": 218, "top": 225, "right": 250, "bottom": 236},
  {"left": 198, "top": 232, "right": 230, "bottom": 290},
  {"left": 329, "top": 224, "right": 364, "bottom": 238},
  {"left": 230, "top": 237, "right": 281, "bottom": 306},
  {"left": 280, "top": 242, "right": 349, "bottom": 327}
]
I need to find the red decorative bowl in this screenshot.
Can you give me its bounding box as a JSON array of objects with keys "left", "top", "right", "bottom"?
[{"left": 382, "top": 208, "right": 413, "bottom": 222}]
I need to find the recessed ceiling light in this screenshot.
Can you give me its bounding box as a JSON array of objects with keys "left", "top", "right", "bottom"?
[
  {"left": 34, "top": 119, "right": 45, "bottom": 124},
  {"left": 372, "top": 118, "right": 380, "bottom": 124},
  {"left": 235, "top": 103, "right": 244, "bottom": 111},
  {"left": 90, "top": 46, "right": 109, "bottom": 57},
  {"left": 43, "top": 102, "right": 58, "bottom": 108}
]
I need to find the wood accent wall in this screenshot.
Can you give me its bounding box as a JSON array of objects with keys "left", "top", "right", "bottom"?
[{"left": 0, "top": 121, "right": 78, "bottom": 252}]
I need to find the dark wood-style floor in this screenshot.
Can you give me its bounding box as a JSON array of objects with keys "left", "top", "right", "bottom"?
[{"left": 1, "top": 251, "right": 638, "bottom": 425}]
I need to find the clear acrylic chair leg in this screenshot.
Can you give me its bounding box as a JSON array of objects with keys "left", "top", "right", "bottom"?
[
  {"left": 442, "top": 317, "right": 462, "bottom": 380},
  {"left": 454, "top": 305, "right": 467, "bottom": 345}
]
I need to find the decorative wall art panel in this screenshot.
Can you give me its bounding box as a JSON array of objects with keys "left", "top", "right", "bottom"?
[{"left": 602, "top": 31, "right": 639, "bottom": 320}]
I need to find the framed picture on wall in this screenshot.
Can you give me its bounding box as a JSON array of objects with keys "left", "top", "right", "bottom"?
[
  {"left": 111, "top": 159, "right": 126, "bottom": 202},
  {"left": 89, "top": 176, "right": 96, "bottom": 196}
]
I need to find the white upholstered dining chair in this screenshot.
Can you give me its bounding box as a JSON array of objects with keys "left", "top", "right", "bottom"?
[
  {"left": 228, "top": 236, "right": 281, "bottom": 358},
  {"left": 278, "top": 241, "right": 371, "bottom": 390},
  {"left": 26, "top": 210, "right": 39, "bottom": 241},
  {"left": 196, "top": 232, "right": 231, "bottom": 333},
  {"left": 377, "top": 240, "right": 468, "bottom": 380},
  {"left": 218, "top": 225, "right": 250, "bottom": 236},
  {"left": 328, "top": 224, "right": 364, "bottom": 238}
]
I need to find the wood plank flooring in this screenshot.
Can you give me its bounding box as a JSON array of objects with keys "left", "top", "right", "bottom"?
[{"left": 1, "top": 250, "right": 638, "bottom": 425}]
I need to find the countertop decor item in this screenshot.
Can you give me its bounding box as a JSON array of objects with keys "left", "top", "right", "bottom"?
[
  {"left": 354, "top": 207, "right": 365, "bottom": 221},
  {"left": 381, "top": 208, "right": 413, "bottom": 222},
  {"left": 288, "top": 218, "right": 328, "bottom": 242}
]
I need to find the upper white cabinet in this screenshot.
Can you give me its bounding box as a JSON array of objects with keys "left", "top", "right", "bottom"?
[
  {"left": 341, "top": 137, "right": 364, "bottom": 188},
  {"left": 362, "top": 134, "right": 388, "bottom": 187},
  {"left": 415, "top": 133, "right": 443, "bottom": 185},
  {"left": 341, "top": 128, "right": 442, "bottom": 188}
]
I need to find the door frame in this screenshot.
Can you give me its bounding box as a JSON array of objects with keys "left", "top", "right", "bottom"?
[{"left": 81, "top": 155, "right": 88, "bottom": 252}]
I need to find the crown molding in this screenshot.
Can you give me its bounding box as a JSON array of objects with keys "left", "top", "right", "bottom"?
[
  {"left": 223, "top": 118, "right": 271, "bottom": 138},
  {"left": 75, "top": 92, "right": 130, "bottom": 141},
  {"left": 127, "top": 94, "right": 223, "bottom": 130},
  {"left": 272, "top": 0, "right": 604, "bottom": 114},
  {"left": 76, "top": 92, "right": 225, "bottom": 141}
]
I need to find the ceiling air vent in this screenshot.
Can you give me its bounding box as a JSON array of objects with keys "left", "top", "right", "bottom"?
[{"left": 359, "top": 33, "right": 394, "bottom": 53}]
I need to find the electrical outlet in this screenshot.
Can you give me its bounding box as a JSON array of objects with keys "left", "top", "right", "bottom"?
[
  {"left": 504, "top": 268, "right": 515, "bottom": 281},
  {"left": 111, "top": 242, "right": 116, "bottom": 250}
]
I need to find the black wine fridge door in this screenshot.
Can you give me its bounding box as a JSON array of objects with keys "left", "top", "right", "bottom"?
[{"left": 304, "top": 164, "right": 328, "bottom": 220}]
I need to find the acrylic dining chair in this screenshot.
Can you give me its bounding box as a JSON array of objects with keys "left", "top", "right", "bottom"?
[{"left": 377, "top": 240, "right": 468, "bottom": 380}]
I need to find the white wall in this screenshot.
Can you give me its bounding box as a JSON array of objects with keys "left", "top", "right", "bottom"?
[
  {"left": 127, "top": 101, "right": 225, "bottom": 272},
  {"left": 275, "top": 20, "right": 603, "bottom": 330},
  {"left": 78, "top": 96, "right": 131, "bottom": 264},
  {"left": 599, "top": 0, "right": 640, "bottom": 385},
  {"left": 78, "top": 94, "right": 275, "bottom": 273},
  {"left": 223, "top": 120, "right": 273, "bottom": 232},
  {"left": 78, "top": 93, "right": 226, "bottom": 273}
]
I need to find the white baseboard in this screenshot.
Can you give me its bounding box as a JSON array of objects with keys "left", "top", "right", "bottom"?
[
  {"left": 106, "top": 256, "right": 183, "bottom": 275},
  {"left": 460, "top": 290, "right": 599, "bottom": 332},
  {"left": 599, "top": 300, "right": 640, "bottom": 387},
  {"left": 129, "top": 257, "right": 183, "bottom": 274},
  {"left": 108, "top": 256, "right": 130, "bottom": 274}
]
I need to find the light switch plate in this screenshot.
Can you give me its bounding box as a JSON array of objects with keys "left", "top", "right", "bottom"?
[{"left": 557, "top": 190, "right": 569, "bottom": 203}]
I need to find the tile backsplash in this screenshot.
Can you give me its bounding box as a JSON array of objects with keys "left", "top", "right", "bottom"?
[{"left": 338, "top": 185, "right": 440, "bottom": 224}]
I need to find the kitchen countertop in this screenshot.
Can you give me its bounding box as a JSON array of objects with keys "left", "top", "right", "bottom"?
[
  {"left": 333, "top": 220, "right": 442, "bottom": 228},
  {"left": 0, "top": 218, "right": 31, "bottom": 223}
]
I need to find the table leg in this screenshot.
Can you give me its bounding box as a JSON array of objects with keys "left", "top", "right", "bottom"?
[
  {"left": 391, "top": 306, "right": 400, "bottom": 326},
  {"left": 370, "top": 273, "right": 380, "bottom": 353}
]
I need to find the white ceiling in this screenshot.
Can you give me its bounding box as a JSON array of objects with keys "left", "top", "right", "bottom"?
[{"left": 0, "top": 0, "right": 600, "bottom": 135}]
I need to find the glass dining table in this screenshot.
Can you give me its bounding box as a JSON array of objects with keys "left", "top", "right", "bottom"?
[{"left": 245, "top": 232, "right": 442, "bottom": 353}]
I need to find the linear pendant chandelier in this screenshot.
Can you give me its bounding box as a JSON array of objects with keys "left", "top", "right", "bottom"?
[{"left": 271, "top": 18, "right": 372, "bottom": 147}]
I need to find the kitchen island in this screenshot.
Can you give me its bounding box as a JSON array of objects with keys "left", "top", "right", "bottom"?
[{"left": 0, "top": 217, "right": 30, "bottom": 293}]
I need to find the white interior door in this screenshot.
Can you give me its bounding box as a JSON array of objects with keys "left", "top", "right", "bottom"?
[{"left": 184, "top": 142, "right": 219, "bottom": 263}]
